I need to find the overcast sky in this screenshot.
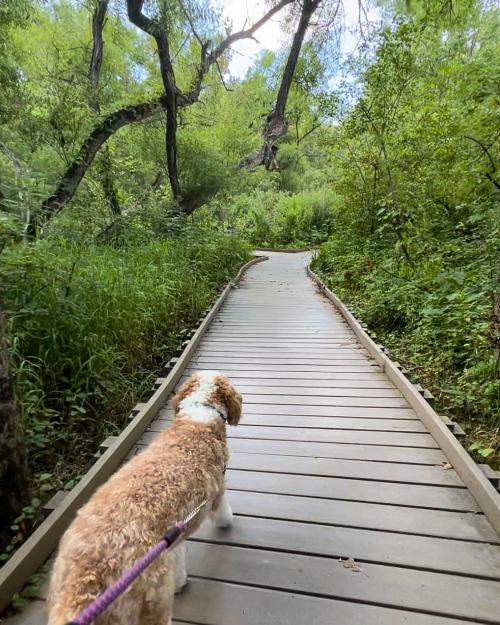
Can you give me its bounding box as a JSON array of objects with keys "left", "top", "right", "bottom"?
[{"left": 219, "top": 0, "right": 378, "bottom": 79}]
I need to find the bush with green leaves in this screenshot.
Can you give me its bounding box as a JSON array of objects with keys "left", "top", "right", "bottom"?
[
  {"left": 207, "top": 188, "right": 336, "bottom": 248},
  {"left": 313, "top": 200, "right": 499, "bottom": 434},
  {"left": 1, "top": 230, "right": 250, "bottom": 481}
]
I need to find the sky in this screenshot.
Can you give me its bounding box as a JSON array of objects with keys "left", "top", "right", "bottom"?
[{"left": 219, "top": 0, "right": 380, "bottom": 79}]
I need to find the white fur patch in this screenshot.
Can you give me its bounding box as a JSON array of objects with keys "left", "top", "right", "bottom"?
[
  {"left": 179, "top": 370, "right": 227, "bottom": 423},
  {"left": 212, "top": 492, "right": 234, "bottom": 529}
]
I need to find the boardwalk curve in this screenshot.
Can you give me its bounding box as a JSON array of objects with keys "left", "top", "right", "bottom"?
[{"left": 3, "top": 251, "right": 500, "bottom": 625}]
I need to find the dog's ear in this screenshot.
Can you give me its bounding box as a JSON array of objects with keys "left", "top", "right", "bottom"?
[
  {"left": 171, "top": 373, "right": 200, "bottom": 413},
  {"left": 215, "top": 375, "right": 242, "bottom": 426},
  {"left": 226, "top": 388, "right": 242, "bottom": 426},
  {"left": 170, "top": 393, "right": 180, "bottom": 413}
]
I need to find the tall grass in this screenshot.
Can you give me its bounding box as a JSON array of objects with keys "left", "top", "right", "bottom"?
[
  {"left": 208, "top": 189, "right": 335, "bottom": 248},
  {"left": 1, "top": 230, "right": 250, "bottom": 483}
]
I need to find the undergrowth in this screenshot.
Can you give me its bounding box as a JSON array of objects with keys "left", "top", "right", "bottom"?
[
  {"left": 312, "top": 216, "right": 500, "bottom": 467},
  {"left": 0, "top": 228, "right": 250, "bottom": 562},
  {"left": 206, "top": 189, "right": 335, "bottom": 248}
]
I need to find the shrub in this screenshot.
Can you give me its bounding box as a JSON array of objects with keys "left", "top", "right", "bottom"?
[
  {"left": 213, "top": 189, "right": 336, "bottom": 248},
  {"left": 0, "top": 229, "right": 250, "bottom": 479}
]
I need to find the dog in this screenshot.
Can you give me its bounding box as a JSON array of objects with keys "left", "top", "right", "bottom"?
[{"left": 47, "top": 371, "right": 242, "bottom": 625}]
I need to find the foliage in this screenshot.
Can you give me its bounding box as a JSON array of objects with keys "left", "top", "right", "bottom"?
[
  {"left": 313, "top": 2, "right": 500, "bottom": 462},
  {"left": 0, "top": 230, "right": 249, "bottom": 481},
  {"left": 203, "top": 188, "right": 336, "bottom": 248}
]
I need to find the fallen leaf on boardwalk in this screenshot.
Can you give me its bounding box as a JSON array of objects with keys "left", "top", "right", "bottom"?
[
  {"left": 340, "top": 557, "right": 362, "bottom": 572},
  {"left": 441, "top": 462, "right": 452, "bottom": 470}
]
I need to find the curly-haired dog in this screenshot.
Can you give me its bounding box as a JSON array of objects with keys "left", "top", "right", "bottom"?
[{"left": 47, "top": 371, "right": 242, "bottom": 625}]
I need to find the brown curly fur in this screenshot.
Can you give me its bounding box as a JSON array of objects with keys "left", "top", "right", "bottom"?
[{"left": 47, "top": 372, "right": 242, "bottom": 625}]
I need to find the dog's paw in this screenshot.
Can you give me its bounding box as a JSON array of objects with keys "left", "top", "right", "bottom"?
[
  {"left": 214, "top": 506, "right": 234, "bottom": 529},
  {"left": 175, "top": 579, "right": 189, "bottom": 595}
]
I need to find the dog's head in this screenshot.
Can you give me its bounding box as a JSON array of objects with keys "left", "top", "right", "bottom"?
[{"left": 172, "top": 371, "right": 242, "bottom": 425}]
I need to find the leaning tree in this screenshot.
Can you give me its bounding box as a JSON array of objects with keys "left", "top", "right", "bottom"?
[
  {"left": 36, "top": 0, "right": 295, "bottom": 232},
  {"left": 37, "top": 0, "right": 343, "bottom": 232}
]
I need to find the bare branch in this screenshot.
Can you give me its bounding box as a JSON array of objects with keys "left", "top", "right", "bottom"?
[
  {"left": 180, "top": 0, "right": 295, "bottom": 105},
  {"left": 215, "top": 59, "right": 233, "bottom": 91},
  {"left": 464, "top": 133, "right": 500, "bottom": 190},
  {"left": 178, "top": 0, "right": 204, "bottom": 48}
]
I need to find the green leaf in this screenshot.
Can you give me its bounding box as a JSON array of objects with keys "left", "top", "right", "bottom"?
[{"left": 479, "top": 448, "right": 494, "bottom": 458}]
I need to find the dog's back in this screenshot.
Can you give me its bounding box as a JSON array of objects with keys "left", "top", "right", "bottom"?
[{"left": 47, "top": 420, "right": 228, "bottom": 625}]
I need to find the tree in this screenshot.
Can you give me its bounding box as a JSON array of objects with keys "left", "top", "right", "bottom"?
[
  {"left": 88, "top": 0, "right": 121, "bottom": 217},
  {"left": 31, "top": 0, "right": 294, "bottom": 232},
  {"left": 243, "top": 0, "right": 340, "bottom": 169}
]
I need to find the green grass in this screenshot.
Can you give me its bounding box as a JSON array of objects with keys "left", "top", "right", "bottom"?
[{"left": 1, "top": 230, "right": 250, "bottom": 486}]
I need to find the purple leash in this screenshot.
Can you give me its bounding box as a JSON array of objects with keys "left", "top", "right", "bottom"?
[{"left": 66, "top": 500, "right": 207, "bottom": 625}]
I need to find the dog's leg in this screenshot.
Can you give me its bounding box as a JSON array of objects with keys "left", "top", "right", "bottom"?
[
  {"left": 211, "top": 491, "right": 234, "bottom": 529},
  {"left": 173, "top": 541, "right": 188, "bottom": 594},
  {"left": 141, "top": 567, "right": 174, "bottom": 625}
]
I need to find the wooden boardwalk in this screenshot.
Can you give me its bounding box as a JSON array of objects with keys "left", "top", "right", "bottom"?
[
  {"left": 135, "top": 252, "right": 500, "bottom": 624},
  {"left": 4, "top": 251, "right": 500, "bottom": 625}
]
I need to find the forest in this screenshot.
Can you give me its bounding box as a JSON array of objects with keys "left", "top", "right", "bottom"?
[{"left": 0, "top": 0, "right": 499, "bottom": 585}]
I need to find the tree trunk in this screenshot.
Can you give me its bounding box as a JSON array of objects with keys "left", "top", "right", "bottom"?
[
  {"left": 28, "top": 97, "right": 165, "bottom": 237},
  {"left": 154, "top": 30, "right": 182, "bottom": 201},
  {"left": 0, "top": 311, "right": 27, "bottom": 550},
  {"left": 246, "top": 0, "right": 321, "bottom": 169},
  {"left": 89, "top": 0, "right": 107, "bottom": 101},
  {"left": 88, "top": 0, "right": 121, "bottom": 217},
  {"left": 126, "top": 1, "right": 183, "bottom": 203}
]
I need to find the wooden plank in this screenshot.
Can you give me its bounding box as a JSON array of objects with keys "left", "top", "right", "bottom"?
[
  {"left": 141, "top": 425, "right": 437, "bottom": 448},
  {"left": 222, "top": 490, "right": 498, "bottom": 542},
  {"left": 191, "top": 359, "right": 382, "bottom": 372},
  {"left": 198, "top": 350, "right": 370, "bottom": 361},
  {"left": 185, "top": 543, "right": 500, "bottom": 623},
  {"left": 150, "top": 416, "right": 427, "bottom": 432},
  {"left": 193, "top": 515, "right": 500, "bottom": 579},
  {"left": 200, "top": 340, "right": 365, "bottom": 348},
  {"left": 199, "top": 348, "right": 368, "bottom": 357},
  {"left": 226, "top": 393, "right": 410, "bottom": 408},
  {"left": 205, "top": 332, "right": 358, "bottom": 338},
  {"left": 163, "top": 396, "right": 418, "bottom": 418},
  {"left": 195, "top": 353, "right": 372, "bottom": 364},
  {"left": 205, "top": 337, "right": 357, "bottom": 342},
  {"left": 219, "top": 310, "right": 339, "bottom": 314},
  {"left": 230, "top": 426, "right": 436, "bottom": 447},
  {"left": 183, "top": 368, "right": 388, "bottom": 381},
  {"left": 228, "top": 452, "right": 460, "bottom": 486},
  {"left": 308, "top": 266, "right": 500, "bottom": 535},
  {"left": 181, "top": 373, "right": 396, "bottom": 388},
  {"left": 215, "top": 315, "right": 343, "bottom": 320},
  {"left": 189, "top": 383, "right": 403, "bottom": 397},
  {"left": 174, "top": 578, "right": 466, "bottom": 625},
  {"left": 225, "top": 469, "right": 480, "bottom": 512},
  {"left": 227, "top": 438, "right": 446, "bottom": 465},
  {"left": 210, "top": 326, "right": 350, "bottom": 330},
  {"left": 230, "top": 403, "right": 416, "bottom": 418},
  {"left": 0, "top": 256, "right": 268, "bottom": 613},
  {"left": 133, "top": 434, "right": 445, "bottom": 464}
]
